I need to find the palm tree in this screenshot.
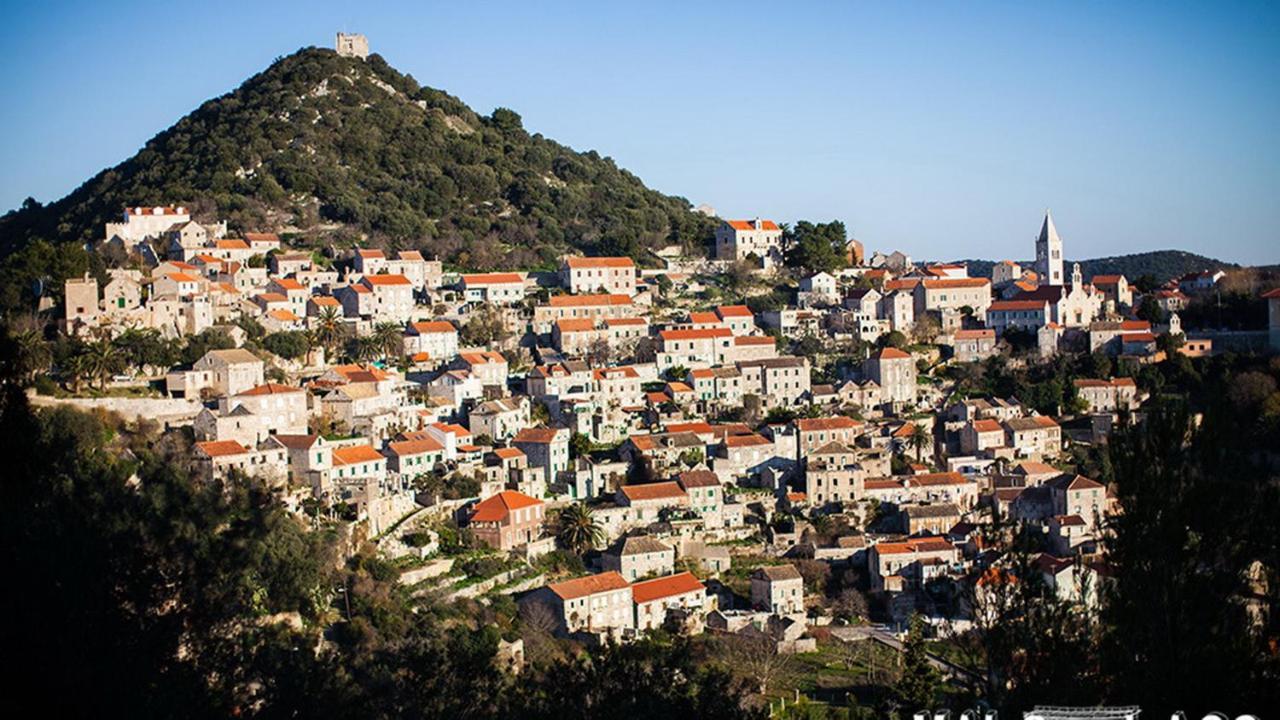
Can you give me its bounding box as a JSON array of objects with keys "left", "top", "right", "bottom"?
[
  {"left": 79, "top": 340, "right": 124, "bottom": 391},
  {"left": 372, "top": 322, "right": 403, "bottom": 362},
  {"left": 907, "top": 422, "right": 931, "bottom": 463},
  {"left": 352, "top": 335, "right": 381, "bottom": 363},
  {"left": 312, "top": 306, "right": 344, "bottom": 353},
  {"left": 556, "top": 503, "right": 603, "bottom": 555},
  {"left": 11, "top": 327, "right": 52, "bottom": 384}
]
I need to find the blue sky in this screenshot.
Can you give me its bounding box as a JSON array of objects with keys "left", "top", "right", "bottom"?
[{"left": 3, "top": 1, "right": 1278, "bottom": 264}]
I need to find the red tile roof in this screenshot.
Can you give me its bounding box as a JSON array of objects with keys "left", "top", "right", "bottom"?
[
  {"left": 548, "top": 293, "right": 631, "bottom": 307},
  {"left": 871, "top": 347, "right": 911, "bottom": 360},
  {"left": 238, "top": 382, "right": 302, "bottom": 396},
  {"left": 462, "top": 272, "right": 523, "bottom": 285},
  {"left": 363, "top": 274, "right": 411, "bottom": 286},
  {"left": 197, "top": 440, "right": 248, "bottom": 457},
  {"left": 874, "top": 537, "right": 956, "bottom": 555},
  {"left": 631, "top": 571, "right": 705, "bottom": 604},
  {"left": 331, "top": 445, "right": 384, "bottom": 466},
  {"left": 795, "top": 416, "right": 863, "bottom": 432},
  {"left": 725, "top": 219, "right": 780, "bottom": 231},
  {"left": 387, "top": 437, "right": 445, "bottom": 456},
  {"left": 620, "top": 482, "right": 687, "bottom": 502},
  {"left": 565, "top": 256, "right": 635, "bottom": 269},
  {"left": 548, "top": 571, "right": 630, "bottom": 600},
  {"left": 410, "top": 320, "right": 456, "bottom": 334},
  {"left": 716, "top": 305, "right": 754, "bottom": 318},
  {"left": 469, "top": 490, "right": 543, "bottom": 523},
  {"left": 659, "top": 328, "right": 732, "bottom": 341},
  {"left": 513, "top": 427, "right": 565, "bottom": 444}
]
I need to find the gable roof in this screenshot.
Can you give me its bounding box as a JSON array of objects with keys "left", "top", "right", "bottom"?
[
  {"left": 469, "top": 490, "right": 543, "bottom": 523},
  {"left": 631, "top": 572, "right": 705, "bottom": 604},
  {"left": 619, "top": 482, "right": 687, "bottom": 502},
  {"left": 564, "top": 256, "right": 635, "bottom": 269},
  {"left": 548, "top": 571, "right": 630, "bottom": 600}
]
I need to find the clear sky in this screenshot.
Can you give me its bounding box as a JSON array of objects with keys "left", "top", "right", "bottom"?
[{"left": 4, "top": 0, "right": 1278, "bottom": 264}]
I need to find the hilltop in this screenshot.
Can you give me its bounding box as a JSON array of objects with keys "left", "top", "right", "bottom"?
[
  {"left": 0, "top": 47, "right": 715, "bottom": 269},
  {"left": 960, "top": 250, "right": 1240, "bottom": 284}
]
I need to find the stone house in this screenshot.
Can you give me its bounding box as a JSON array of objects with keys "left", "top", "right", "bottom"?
[
  {"left": 863, "top": 347, "right": 916, "bottom": 407},
  {"left": 525, "top": 572, "right": 633, "bottom": 636},
  {"left": 715, "top": 218, "right": 784, "bottom": 267},
  {"left": 631, "top": 572, "right": 707, "bottom": 632},
  {"left": 750, "top": 565, "right": 804, "bottom": 615},
  {"left": 512, "top": 426, "right": 571, "bottom": 488},
  {"left": 467, "top": 490, "right": 545, "bottom": 551},
  {"left": 560, "top": 256, "right": 637, "bottom": 296},
  {"left": 601, "top": 535, "right": 676, "bottom": 581}
]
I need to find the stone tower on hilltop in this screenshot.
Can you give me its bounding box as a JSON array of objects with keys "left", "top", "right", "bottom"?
[
  {"left": 1036, "top": 209, "right": 1064, "bottom": 286},
  {"left": 336, "top": 33, "right": 369, "bottom": 60}
]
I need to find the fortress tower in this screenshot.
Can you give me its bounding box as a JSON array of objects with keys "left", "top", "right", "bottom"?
[{"left": 336, "top": 33, "right": 369, "bottom": 60}]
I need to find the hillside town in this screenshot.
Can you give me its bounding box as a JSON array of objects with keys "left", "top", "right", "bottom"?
[{"left": 37, "top": 194, "right": 1280, "bottom": 672}]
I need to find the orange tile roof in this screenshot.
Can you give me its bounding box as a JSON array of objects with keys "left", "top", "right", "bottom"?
[
  {"left": 492, "top": 447, "right": 525, "bottom": 460},
  {"left": 725, "top": 219, "right": 780, "bottom": 231},
  {"left": 410, "top": 320, "right": 457, "bottom": 334},
  {"left": 973, "top": 419, "right": 1003, "bottom": 433},
  {"left": 723, "top": 433, "right": 771, "bottom": 448},
  {"left": 197, "top": 440, "right": 248, "bottom": 457},
  {"left": 990, "top": 300, "right": 1048, "bottom": 311},
  {"left": 910, "top": 472, "right": 971, "bottom": 486},
  {"left": 631, "top": 571, "right": 705, "bottom": 604},
  {"left": 620, "top": 482, "right": 687, "bottom": 502},
  {"left": 659, "top": 328, "right": 732, "bottom": 341},
  {"left": 556, "top": 318, "right": 597, "bottom": 333},
  {"left": 238, "top": 382, "right": 301, "bottom": 396},
  {"left": 688, "top": 311, "right": 720, "bottom": 324},
  {"left": 884, "top": 278, "right": 921, "bottom": 291},
  {"left": 311, "top": 296, "right": 340, "bottom": 306},
  {"left": 593, "top": 366, "right": 640, "bottom": 380},
  {"left": 548, "top": 571, "right": 630, "bottom": 600},
  {"left": 874, "top": 537, "right": 956, "bottom": 555},
  {"left": 605, "top": 317, "right": 647, "bottom": 327},
  {"left": 462, "top": 272, "right": 523, "bottom": 285},
  {"left": 167, "top": 272, "right": 199, "bottom": 283},
  {"left": 548, "top": 293, "right": 632, "bottom": 307},
  {"left": 430, "top": 422, "right": 471, "bottom": 436},
  {"left": 363, "top": 274, "right": 411, "bottom": 286},
  {"left": 267, "top": 309, "right": 300, "bottom": 322},
  {"left": 716, "top": 305, "right": 753, "bottom": 318},
  {"left": 872, "top": 347, "right": 911, "bottom": 360},
  {"left": 356, "top": 249, "right": 386, "bottom": 259},
  {"left": 954, "top": 329, "right": 995, "bottom": 340},
  {"left": 922, "top": 278, "right": 989, "bottom": 289},
  {"left": 387, "top": 437, "right": 445, "bottom": 456},
  {"left": 734, "top": 336, "right": 775, "bottom": 346},
  {"left": 565, "top": 256, "right": 635, "bottom": 269},
  {"left": 331, "top": 445, "right": 384, "bottom": 466},
  {"left": 795, "top": 416, "right": 862, "bottom": 432},
  {"left": 469, "top": 490, "right": 543, "bottom": 523},
  {"left": 459, "top": 351, "right": 506, "bottom": 365},
  {"left": 664, "top": 421, "right": 714, "bottom": 435},
  {"left": 273, "top": 278, "right": 305, "bottom": 290},
  {"left": 244, "top": 232, "right": 279, "bottom": 244},
  {"left": 514, "top": 427, "right": 565, "bottom": 444},
  {"left": 215, "top": 239, "right": 250, "bottom": 250}
]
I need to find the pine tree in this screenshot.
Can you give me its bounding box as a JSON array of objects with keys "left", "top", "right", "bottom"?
[{"left": 893, "top": 614, "right": 939, "bottom": 710}]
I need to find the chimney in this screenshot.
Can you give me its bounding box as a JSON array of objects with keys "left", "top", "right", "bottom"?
[{"left": 753, "top": 218, "right": 763, "bottom": 230}]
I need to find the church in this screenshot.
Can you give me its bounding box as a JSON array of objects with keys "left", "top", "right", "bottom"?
[{"left": 1010, "top": 211, "right": 1104, "bottom": 327}]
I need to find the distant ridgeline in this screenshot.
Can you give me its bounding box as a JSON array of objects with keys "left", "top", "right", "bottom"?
[
  {"left": 0, "top": 45, "right": 716, "bottom": 271},
  {"left": 959, "top": 250, "right": 1239, "bottom": 284}
]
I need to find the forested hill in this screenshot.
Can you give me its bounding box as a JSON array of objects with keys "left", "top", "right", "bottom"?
[
  {"left": 0, "top": 47, "right": 715, "bottom": 269},
  {"left": 961, "top": 250, "right": 1239, "bottom": 284}
]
